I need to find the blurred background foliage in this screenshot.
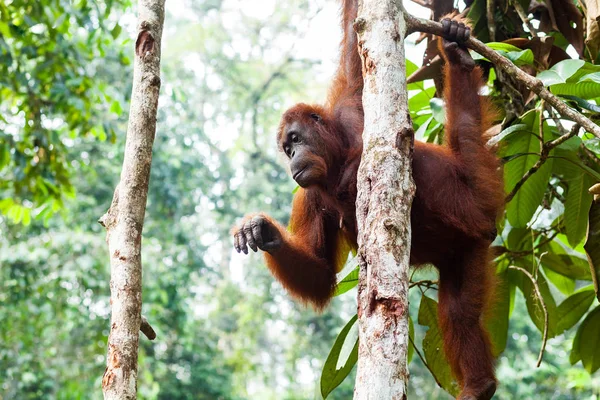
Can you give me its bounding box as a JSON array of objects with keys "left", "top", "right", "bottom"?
[{"left": 1, "top": 0, "right": 600, "bottom": 399}]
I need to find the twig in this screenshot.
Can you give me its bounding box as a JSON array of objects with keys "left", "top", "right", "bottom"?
[
  {"left": 409, "top": 279, "right": 439, "bottom": 290},
  {"left": 512, "top": 0, "right": 538, "bottom": 36},
  {"left": 408, "top": 334, "right": 444, "bottom": 388},
  {"left": 508, "top": 265, "right": 548, "bottom": 367},
  {"left": 582, "top": 144, "right": 600, "bottom": 168},
  {"left": 405, "top": 15, "right": 600, "bottom": 139},
  {"left": 487, "top": 0, "right": 496, "bottom": 41},
  {"left": 497, "top": 229, "right": 560, "bottom": 257},
  {"left": 140, "top": 316, "right": 157, "bottom": 340},
  {"left": 505, "top": 123, "right": 580, "bottom": 203}
]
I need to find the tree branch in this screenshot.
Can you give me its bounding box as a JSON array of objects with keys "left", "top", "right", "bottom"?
[
  {"left": 487, "top": 0, "right": 496, "bottom": 41},
  {"left": 505, "top": 123, "right": 580, "bottom": 203},
  {"left": 100, "top": 0, "right": 166, "bottom": 397},
  {"left": 140, "top": 316, "right": 157, "bottom": 340},
  {"left": 512, "top": 0, "right": 538, "bottom": 36},
  {"left": 405, "top": 15, "right": 600, "bottom": 139}
]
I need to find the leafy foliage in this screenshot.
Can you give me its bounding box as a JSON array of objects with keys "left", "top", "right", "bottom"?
[{"left": 0, "top": 0, "right": 130, "bottom": 222}]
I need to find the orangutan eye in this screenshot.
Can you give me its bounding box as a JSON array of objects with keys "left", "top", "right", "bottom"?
[
  {"left": 291, "top": 134, "right": 300, "bottom": 143},
  {"left": 310, "top": 113, "right": 322, "bottom": 122}
]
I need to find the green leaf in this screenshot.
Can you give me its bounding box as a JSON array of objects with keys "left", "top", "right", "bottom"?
[
  {"left": 418, "top": 296, "right": 460, "bottom": 397},
  {"left": 541, "top": 240, "right": 592, "bottom": 280},
  {"left": 415, "top": 116, "right": 433, "bottom": 141},
  {"left": 110, "top": 100, "right": 123, "bottom": 116},
  {"left": 584, "top": 201, "right": 600, "bottom": 302},
  {"left": 573, "top": 306, "right": 600, "bottom": 373},
  {"left": 486, "top": 42, "right": 523, "bottom": 52},
  {"left": 509, "top": 262, "right": 558, "bottom": 338},
  {"left": 552, "top": 81, "right": 600, "bottom": 99},
  {"left": 537, "top": 70, "right": 565, "bottom": 86},
  {"left": 501, "top": 49, "right": 534, "bottom": 66},
  {"left": 543, "top": 266, "right": 575, "bottom": 295},
  {"left": 506, "top": 227, "right": 532, "bottom": 251},
  {"left": 550, "top": 59, "right": 586, "bottom": 81},
  {"left": 334, "top": 265, "right": 359, "bottom": 297},
  {"left": 563, "top": 166, "right": 594, "bottom": 247},
  {"left": 504, "top": 113, "right": 552, "bottom": 227},
  {"left": 321, "top": 315, "right": 358, "bottom": 399},
  {"left": 556, "top": 286, "right": 595, "bottom": 334},
  {"left": 485, "top": 272, "right": 511, "bottom": 356},
  {"left": 486, "top": 123, "right": 529, "bottom": 148},
  {"left": 110, "top": 23, "right": 122, "bottom": 39},
  {"left": 430, "top": 98, "right": 445, "bottom": 124}
]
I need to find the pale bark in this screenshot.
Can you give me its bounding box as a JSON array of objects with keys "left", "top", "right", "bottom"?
[
  {"left": 98, "top": 0, "right": 166, "bottom": 398},
  {"left": 353, "top": 1, "right": 414, "bottom": 399}
]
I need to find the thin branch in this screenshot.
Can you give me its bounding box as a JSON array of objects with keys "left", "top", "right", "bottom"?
[
  {"left": 496, "top": 229, "right": 560, "bottom": 257},
  {"left": 505, "top": 123, "right": 580, "bottom": 203},
  {"left": 508, "top": 265, "right": 548, "bottom": 368},
  {"left": 408, "top": 334, "right": 443, "bottom": 388},
  {"left": 512, "top": 0, "right": 538, "bottom": 36},
  {"left": 582, "top": 144, "right": 600, "bottom": 168},
  {"left": 409, "top": 279, "right": 439, "bottom": 290},
  {"left": 405, "top": 15, "right": 600, "bottom": 139},
  {"left": 487, "top": 0, "right": 496, "bottom": 41},
  {"left": 140, "top": 316, "right": 157, "bottom": 340}
]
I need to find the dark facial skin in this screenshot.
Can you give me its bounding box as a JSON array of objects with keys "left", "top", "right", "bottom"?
[{"left": 280, "top": 115, "right": 328, "bottom": 188}]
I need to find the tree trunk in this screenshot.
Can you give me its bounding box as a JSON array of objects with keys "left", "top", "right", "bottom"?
[
  {"left": 99, "top": 0, "right": 166, "bottom": 398},
  {"left": 353, "top": 0, "right": 414, "bottom": 399}
]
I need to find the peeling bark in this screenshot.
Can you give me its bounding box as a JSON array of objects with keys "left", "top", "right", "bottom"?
[
  {"left": 354, "top": 1, "right": 414, "bottom": 399},
  {"left": 99, "top": 0, "right": 166, "bottom": 398}
]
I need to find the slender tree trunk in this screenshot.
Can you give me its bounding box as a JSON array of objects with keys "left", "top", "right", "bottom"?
[
  {"left": 99, "top": 0, "right": 166, "bottom": 398},
  {"left": 353, "top": 0, "right": 414, "bottom": 399}
]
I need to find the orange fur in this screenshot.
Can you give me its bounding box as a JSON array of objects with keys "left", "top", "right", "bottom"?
[{"left": 236, "top": 7, "right": 502, "bottom": 400}]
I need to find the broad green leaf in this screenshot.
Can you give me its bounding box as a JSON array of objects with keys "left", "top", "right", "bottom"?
[
  {"left": 509, "top": 262, "right": 558, "bottom": 338},
  {"left": 418, "top": 296, "right": 460, "bottom": 397},
  {"left": 563, "top": 165, "right": 594, "bottom": 247},
  {"left": 111, "top": 23, "right": 122, "bottom": 39},
  {"left": 501, "top": 49, "right": 535, "bottom": 66},
  {"left": 321, "top": 315, "right": 358, "bottom": 399},
  {"left": 486, "top": 123, "right": 529, "bottom": 148},
  {"left": 334, "top": 265, "right": 359, "bottom": 297},
  {"left": 550, "top": 59, "right": 586, "bottom": 81},
  {"left": 541, "top": 240, "right": 592, "bottom": 280},
  {"left": 415, "top": 116, "right": 433, "bottom": 141},
  {"left": 409, "top": 87, "right": 435, "bottom": 112},
  {"left": 430, "top": 98, "right": 445, "bottom": 124},
  {"left": 584, "top": 201, "right": 600, "bottom": 302},
  {"left": 537, "top": 70, "right": 565, "bottom": 86},
  {"left": 552, "top": 81, "right": 600, "bottom": 99},
  {"left": 504, "top": 113, "right": 553, "bottom": 227},
  {"left": 485, "top": 272, "right": 511, "bottom": 356},
  {"left": 506, "top": 227, "right": 532, "bottom": 251},
  {"left": 543, "top": 266, "right": 576, "bottom": 295},
  {"left": 556, "top": 286, "right": 595, "bottom": 333},
  {"left": 110, "top": 100, "right": 123, "bottom": 116},
  {"left": 573, "top": 306, "right": 600, "bottom": 373},
  {"left": 485, "top": 42, "right": 524, "bottom": 52},
  {"left": 472, "top": 45, "right": 534, "bottom": 65},
  {"left": 407, "top": 59, "right": 424, "bottom": 91},
  {"left": 585, "top": 138, "right": 600, "bottom": 154}
]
